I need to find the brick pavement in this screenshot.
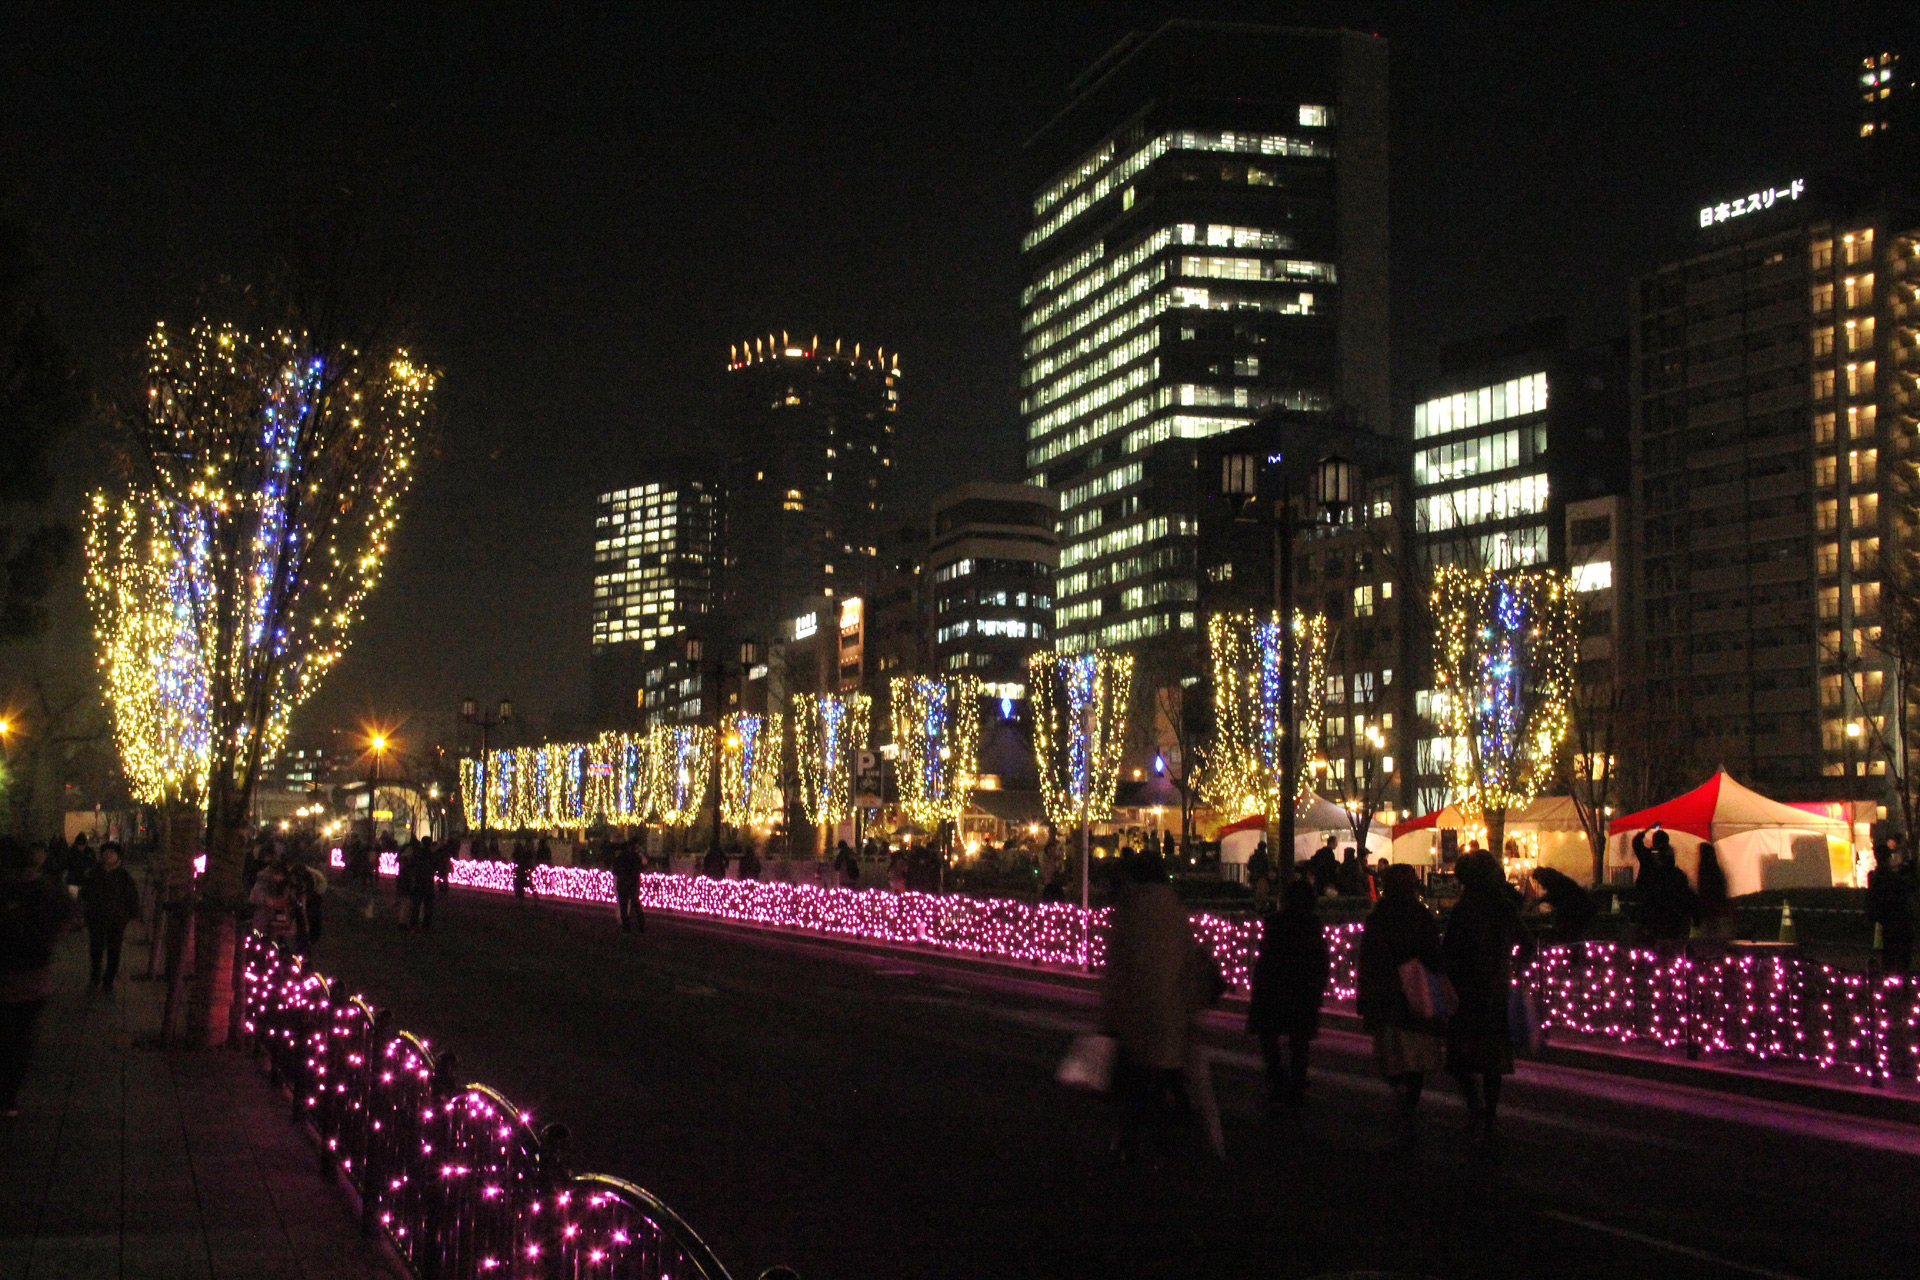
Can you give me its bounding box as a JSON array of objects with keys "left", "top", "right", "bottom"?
[{"left": 0, "top": 918, "right": 397, "bottom": 1280}]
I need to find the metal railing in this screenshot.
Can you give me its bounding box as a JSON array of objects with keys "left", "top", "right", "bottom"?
[{"left": 240, "top": 933, "right": 748, "bottom": 1280}]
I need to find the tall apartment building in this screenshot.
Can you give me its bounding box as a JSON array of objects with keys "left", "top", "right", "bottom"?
[
  {"left": 588, "top": 463, "right": 722, "bottom": 728},
  {"left": 1022, "top": 21, "right": 1388, "bottom": 656},
  {"left": 723, "top": 335, "right": 897, "bottom": 649},
  {"left": 1630, "top": 185, "right": 1920, "bottom": 797},
  {"left": 927, "top": 482, "right": 1059, "bottom": 700}
]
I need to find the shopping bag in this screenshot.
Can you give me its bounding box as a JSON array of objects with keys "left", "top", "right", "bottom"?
[
  {"left": 1055, "top": 1034, "right": 1117, "bottom": 1092},
  {"left": 1509, "top": 986, "right": 1546, "bottom": 1057},
  {"left": 1397, "top": 958, "right": 1457, "bottom": 1021}
]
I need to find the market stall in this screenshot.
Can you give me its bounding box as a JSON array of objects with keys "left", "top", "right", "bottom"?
[{"left": 1606, "top": 770, "right": 1853, "bottom": 895}]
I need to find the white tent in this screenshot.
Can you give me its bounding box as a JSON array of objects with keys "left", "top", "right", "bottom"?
[{"left": 1607, "top": 771, "right": 1852, "bottom": 896}]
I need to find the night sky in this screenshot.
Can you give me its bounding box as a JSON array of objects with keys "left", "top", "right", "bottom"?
[{"left": 0, "top": 2, "right": 1877, "bottom": 756}]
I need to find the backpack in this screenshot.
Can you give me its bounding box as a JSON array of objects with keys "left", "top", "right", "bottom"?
[{"left": 0, "top": 878, "right": 62, "bottom": 974}]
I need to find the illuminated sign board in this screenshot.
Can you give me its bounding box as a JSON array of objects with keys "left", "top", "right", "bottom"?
[
  {"left": 792, "top": 611, "right": 818, "bottom": 640},
  {"left": 839, "top": 596, "right": 863, "bottom": 634},
  {"left": 1699, "top": 179, "right": 1804, "bottom": 228}
]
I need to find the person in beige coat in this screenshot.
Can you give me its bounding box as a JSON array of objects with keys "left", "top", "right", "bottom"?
[{"left": 1102, "top": 849, "right": 1216, "bottom": 1159}]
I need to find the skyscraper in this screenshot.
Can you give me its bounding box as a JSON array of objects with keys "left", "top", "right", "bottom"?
[
  {"left": 723, "top": 334, "right": 897, "bottom": 650},
  {"left": 1023, "top": 21, "right": 1388, "bottom": 655},
  {"left": 588, "top": 462, "right": 721, "bottom": 728},
  {"left": 927, "top": 481, "right": 1059, "bottom": 697},
  {"left": 1630, "top": 185, "right": 1919, "bottom": 797}
]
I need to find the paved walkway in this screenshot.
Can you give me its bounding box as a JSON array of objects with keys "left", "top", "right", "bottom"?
[{"left": 0, "top": 919, "right": 396, "bottom": 1280}]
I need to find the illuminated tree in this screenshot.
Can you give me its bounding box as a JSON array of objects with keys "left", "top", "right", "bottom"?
[
  {"left": 586, "top": 730, "right": 652, "bottom": 827},
  {"left": 97, "top": 317, "right": 432, "bottom": 1045},
  {"left": 890, "top": 675, "right": 981, "bottom": 830},
  {"left": 719, "top": 711, "right": 785, "bottom": 828},
  {"left": 1202, "top": 609, "right": 1326, "bottom": 822},
  {"left": 1431, "top": 564, "right": 1580, "bottom": 859},
  {"left": 793, "top": 693, "right": 870, "bottom": 831},
  {"left": 649, "top": 724, "right": 714, "bottom": 833},
  {"left": 1029, "top": 649, "right": 1133, "bottom": 835}
]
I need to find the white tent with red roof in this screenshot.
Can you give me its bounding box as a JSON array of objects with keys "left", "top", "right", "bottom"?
[{"left": 1605, "top": 770, "right": 1850, "bottom": 895}]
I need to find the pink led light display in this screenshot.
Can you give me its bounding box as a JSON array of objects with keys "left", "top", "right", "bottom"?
[
  {"left": 386, "top": 857, "right": 1920, "bottom": 1083},
  {"left": 240, "top": 933, "right": 741, "bottom": 1279}
]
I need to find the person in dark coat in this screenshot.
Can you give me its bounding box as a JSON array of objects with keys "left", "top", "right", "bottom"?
[
  {"left": 737, "top": 844, "right": 762, "bottom": 883},
  {"left": 1356, "top": 863, "right": 1446, "bottom": 1138},
  {"left": 1445, "top": 850, "right": 1529, "bottom": 1146},
  {"left": 1, "top": 838, "right": 76, "bottom": 1117},
  {"left": 1247, "top": 878, "right": 1331, "bottom": 1110},
  {"left": 405, "top": 844, "right": 435, "bottom": 931},
  {"left": 1245, "top": 841, "right": 1275, "bottom": 911},
  {"left": 1868, "top": 837, "right": 1916, "bottom": 973},
  {"left": 703, "top": 844, "right": 729, "bottom": 879},
  {"left": 1630, "top": 826, "right": 1671, "bottom": 889},
  {"left": 1308, "top": 837, "right": 1340, "bottom": 896},
  {"left": 78, "top": 843, "right": 140, "bottom": 995},
  {"left": 1102, "top": 850, "right": 1209, "bottom": 1159},
  {"left": 1638, "top": 843, "right": 1696, "bottom": 944},
  {"left": 1529, "top": 866, "right": 1596, "bottom": 942},
  {"left": 1693, "top": 842, "right": 1735, "bottom": 942},
  {"left": 613, "top": 841, "right": 645, "bottom": 933},
  {"left": 511, "top": 840, "right": 535, "bottom": 901}
]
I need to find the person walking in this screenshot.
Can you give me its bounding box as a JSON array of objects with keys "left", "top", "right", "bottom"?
[
  {"left": 1868, "top": 837, "right": 1916, "bottom": 973},
  {"left": 1102, "top": 849, "right": 1210, "bottom": 1161},
  {"left": 248, "top": 863, "right": 297, "bottom": 946},
  {"left": 1357, "top": 863, "right": 1446, "bottom": 1142},
  {"left": 78, "top": 842, "right": 140, "bottom": 996},
  {"left": 0, "top": 838, "right": 74, "bottom": 1118},
  {"left": 405, "top": 844, "right": 436, "bottom": 931},
  {"left": 512, "top": 840, "right": 535, "bottom": 901},
  {"left": 1247, "top": 878, "right": 1330, "bottom": 1113},
  {"left": 1246, "top": 840, "right": 1275, "bottom": 912},
  {"left": 835, "top": 840, "right": 860, "bottom": 888},
  {"left": 1693, "top": 841, "right": 1736, "bottom": 943},
  {"left": 613, "top": 840, "right": 645, "bottom": 933},
  {"left": 737, "top": 843, "right": 762, "bottom": 883},
  {"left": 1038, "top": 834, "right": 1062, "bottom": 902},
  {"left": 1444, "top": 851, "right": 1528, "bottom": 1149}
]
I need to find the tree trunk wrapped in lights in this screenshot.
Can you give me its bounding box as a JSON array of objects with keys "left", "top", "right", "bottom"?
[
  {"left": 585, "top": 730, "right": 652, "bottom": 827},
  {"left": 94, "top": 319, "right": 433, "bottom": 1047},
  {"left": 719, "top": 711, "right": 785, "bottom": 829},
  {"left": 890, "top": 675, "right": 981, "bottom": 831},
  {"left": 1201, "top": 609, "right": 1326, "bottom": 822},
  {"left": 1029, "top": 649, "right": 1133, "bottom": 834},
  {"left": 648, "top": 724, "right": 714, "bottom": 831},
  {"left": 792, "top": 693, "right": 870, "bottom": 834},
  {"left": 1431, "top": 564, "right": 1580, "bottom": 860}
]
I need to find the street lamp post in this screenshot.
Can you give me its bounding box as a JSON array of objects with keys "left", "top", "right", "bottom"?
[
  {"left": 365, "top": 733, "right": 388, "bottom": 846},
  {"left": 1272, "top": 453, "right": 1356, "bottom": 884},
  {"left": 460, "top": 698, "right": 513, "bottom": 832}
]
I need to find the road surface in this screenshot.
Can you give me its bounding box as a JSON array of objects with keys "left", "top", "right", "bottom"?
[{"left": 314, "top": 885, "right": 1920, "bottom": 1280}]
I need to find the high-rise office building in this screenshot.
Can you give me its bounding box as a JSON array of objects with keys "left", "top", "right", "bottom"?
[
  {"left": 723, "top": 334, "right": 897, "bottom": 649},
  {"left": 1630, "top": 184, "right": 1919, "bottom": 796},
  {"left": 927, "top": 482, "right": 1059, "bottom": 698},
  {"left": 1408, "top": 320, "right": 1628, "bottom": 574},
  {"left": 1022, "top": 21, "right": 1388, "bottom": 655},
  {"left": 588, "top": 463, "right": 721, "bottom": 728}
]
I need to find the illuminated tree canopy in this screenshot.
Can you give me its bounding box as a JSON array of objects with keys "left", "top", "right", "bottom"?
[
  {"left": 92, "top": 318, "right": 433, "bottom": 887},
  {"left": 890, "top": 675, "right": 981, "bottom": 828},
  {"left": 794, "top": 693, "right": 869, "bottom": 826},
  {"left": 1030, "top": 649, "right": 1132, "bottom": 831},
  {"left": 720, "top": 711, "right": 785, "bottom": 828},
  {"left": 1202, "top": 609, "right": 1325, "bottom": 822}
]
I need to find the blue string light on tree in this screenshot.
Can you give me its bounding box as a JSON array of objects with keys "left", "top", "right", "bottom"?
[{"left": 890, "top": 675, "right": 982, "bottom": 829}]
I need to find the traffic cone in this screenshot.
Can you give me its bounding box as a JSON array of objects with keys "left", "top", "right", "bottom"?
[{"left": 1777, "top": 900, "right": 1797, "bottom": 945}]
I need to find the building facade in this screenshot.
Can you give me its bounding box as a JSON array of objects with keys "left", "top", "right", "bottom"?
[
  {"left": 1630, "top": 187, "right": 1920, "bottom": 797},
  {"left": 1021, "top": 21, "right": 1389, "bottom": 656},
  {"left": 723, "top": 335, "right": 898, "bottom": 649},
  {"left": 927, "top": 482, "right": 1059, "bottom": 699},
  {"left": 589, "top": 463, "right": 722, "bottom": 728}
]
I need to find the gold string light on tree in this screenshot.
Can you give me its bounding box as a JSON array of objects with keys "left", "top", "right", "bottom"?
[
  {"left": 1201, "top": 609, "right": 1326, "bottom": 821},
  {"left": 1028, "top": 649, "right": 1132, "bottom": 832},
  {"left": 648, "top": 724, "right": 714, "bottom": 829},
  {"left": 587, "top": 730, "right": 652, "bottom": 825},
  {"left": 84, "top": 494, "right": 211, "bottom": 808},
  {"left": 890, "top": 675, "right": 982, "bottom": 829},
  {"left": 92, "top": 319, "right": 433, "bottom": 901},
  {"left": 1431, "top": 564, "right": 1581, "bottom": 856},
  {"left": 719, "top": 712, "right": 785, "bottom": 828},
  {"left": 793, "top": 693, "right": 870, "bottom": 826}
]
